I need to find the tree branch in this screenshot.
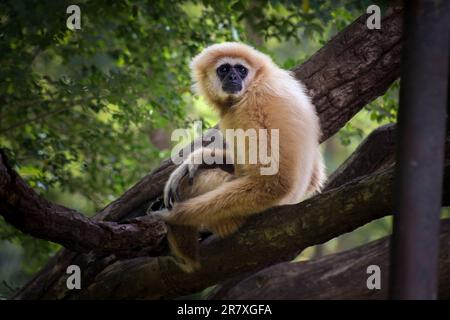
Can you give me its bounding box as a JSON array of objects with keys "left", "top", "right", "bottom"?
[
  {"left": 208, "top": 123, "right": 450, "bottom": 297},
  {"left": 293, "top": 7, "right": 402, "bottom": 140},
  {"left": 0, "top": 151, "right": 166, "bottom": 253},
  {"left": 64, "top": 162, "right": 450, "bottom": 299},
  {"left": 324, "top": 121, "right": 450, "bottom": 191},
  {"left": 5, "top": 120, "right": 404, "bottom": 298},
  {"left": 209, "top": 218, "right": 450, "bottom": 300},
  {"left": 324, "top": 123, "right": 397, "bottom": 190}
]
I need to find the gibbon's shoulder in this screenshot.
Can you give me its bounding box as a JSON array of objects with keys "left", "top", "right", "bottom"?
[{"left": 255, "top": 67, "right": 315, "bottom": 115}]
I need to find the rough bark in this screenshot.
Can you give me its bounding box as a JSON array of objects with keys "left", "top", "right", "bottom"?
[
  {"left": 210, "top": 125, "right": 450, "bottom": 297},
  {"left": 61, "top": 162, "right": 450, "bottom": 299},
  {"left": 293, "top": 7, "right": 402, "bottom": 140},
  {"left": 324, "top": 123, "right": 397, "bottom": 190},
  {"left": 0, "top": 151, "right": 166, "bottom": 254},
  {"left": 0, "top": 126, "right": 396, "bottom": 254},
  {"left": 15, "top": 120, "right": 402, "bottom": 299},
  {"left": 18, "top": 167, "right": 395, "bottom": 298},
  {"left": 9, "top": 6, "right": 403, "bottom": 299},
  {"left": 209, "top": 219, "right": 450, "bottom": 300},
  {"left": 208, "top": 123, "right": 398, "bottom": 295}
]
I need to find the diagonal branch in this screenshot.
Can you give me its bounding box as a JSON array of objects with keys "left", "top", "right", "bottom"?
[
  {"left": 0, "top": 151, "right": 166, "bottom": 253},
  {"left": 325, "top": 122, "right": 450, "bottom": 191},
  {"left": 209, "top": 219, "right": 450, "bottom": 300},
  {"left": 10, "top": 121, "right": 402, "bottom": 299},
  {"left": 324, "top": 123, "right": 397, "bottom": 190},
  {"left": 67, "top": 162, "right": 450, "bottom": 299},
  {"left": 293, "top": 7, "right": 402, "bottom": 141}
]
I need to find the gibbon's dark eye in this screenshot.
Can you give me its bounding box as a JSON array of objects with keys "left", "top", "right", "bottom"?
[
  {"left": 217, "top": 64, "right": 231, "bottom": 77},
  {"left": 235, "top": 64, "right": 248, "bottom": 78}
]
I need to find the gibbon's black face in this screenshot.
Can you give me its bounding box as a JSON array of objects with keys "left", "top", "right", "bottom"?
[{"left": 216, "top": 63, "right": 248, "bottom": 94}]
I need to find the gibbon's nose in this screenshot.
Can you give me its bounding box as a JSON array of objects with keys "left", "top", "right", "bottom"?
[
  {"left": 228, "top": 71, "right": 238, "bottom": 81},
  {"left": 223, "top": 69, "right": 242, "bottom": 94}
]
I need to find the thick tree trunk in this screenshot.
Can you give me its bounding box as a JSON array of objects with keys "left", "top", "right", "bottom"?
[
  {"left": 8, "top": 6, "right": 403, "bottom": 299},
  {"left": 209, "top": 219, "right": 450, "bottom": 300}
]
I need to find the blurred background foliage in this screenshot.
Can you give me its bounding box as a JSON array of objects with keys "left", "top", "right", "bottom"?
[{"left": 0, "top": 0, "right": 404, "bottom": 297}]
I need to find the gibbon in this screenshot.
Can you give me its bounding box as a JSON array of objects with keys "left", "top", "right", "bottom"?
[{"left": 154, "top": 42, "right": 325, "bottom": 272}]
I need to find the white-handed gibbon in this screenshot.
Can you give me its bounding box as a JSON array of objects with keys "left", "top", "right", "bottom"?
[{"left": 154, "top": 42, "right": 325, "bottom": 272}]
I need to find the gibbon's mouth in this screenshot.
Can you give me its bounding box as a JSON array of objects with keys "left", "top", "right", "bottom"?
[{"left": 222, "top": 82, "right": 242, "bottom": 94}]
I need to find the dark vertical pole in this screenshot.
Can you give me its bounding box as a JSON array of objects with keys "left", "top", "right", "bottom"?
[{"left": 390, "top": 0, "right": 450, "bottom": 299}]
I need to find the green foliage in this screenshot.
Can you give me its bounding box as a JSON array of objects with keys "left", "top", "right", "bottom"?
[
  {"left": 0, "top": 0, "right": 397, "bottom": 293},
  {"left": 338, "top": 122, "right": 365, "bottom": 146},
  {"left": 0, "top": 221, "right": 60, "bottom": 273},
  {"left": 366, "top": 80, "right": 399, "bottom": 124}
]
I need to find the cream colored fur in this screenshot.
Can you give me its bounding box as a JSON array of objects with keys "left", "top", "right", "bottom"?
[{"left": 159, "top": 42, "right": 326, "bottom": 271}]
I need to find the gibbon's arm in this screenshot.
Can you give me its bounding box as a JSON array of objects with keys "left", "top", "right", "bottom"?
[
  {"left": 164, "top": 147, "right": 234, "bottom": 209},
  {"left": 160, "top": 174, "right": 283, "bottom": 229}
]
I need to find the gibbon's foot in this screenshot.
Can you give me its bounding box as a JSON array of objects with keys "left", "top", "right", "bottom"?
[
  {"left": 151, "top": 211, "right": 201, "bottom": 272},
  {"left": 150, "top": 207, "right": 193, "bottom": 229},
  {"left": 151, "top": 206, "right": 187, "bottom": 226},
  {"left": 168, "top": 255, "right": 200, "bottom": 273},
  {"left": 166, "top": 224, "right": 201, "bottom": 273},
  {"left": 164, "top": 162, "right": 200, "bottom": 209}
]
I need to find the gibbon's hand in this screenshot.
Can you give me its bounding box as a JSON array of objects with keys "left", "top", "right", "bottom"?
[
  {"left": 149, "top": 208, "right": 169, "bottom": 219},
  {"left": 164, "top": 161, "right": 200, "bottom": 209},
  {"left": 152, "top": 206, "right": 177, "bottom": 223},
  {"left": 153, "top": 202, "right": 203, "bottom": 227}
]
